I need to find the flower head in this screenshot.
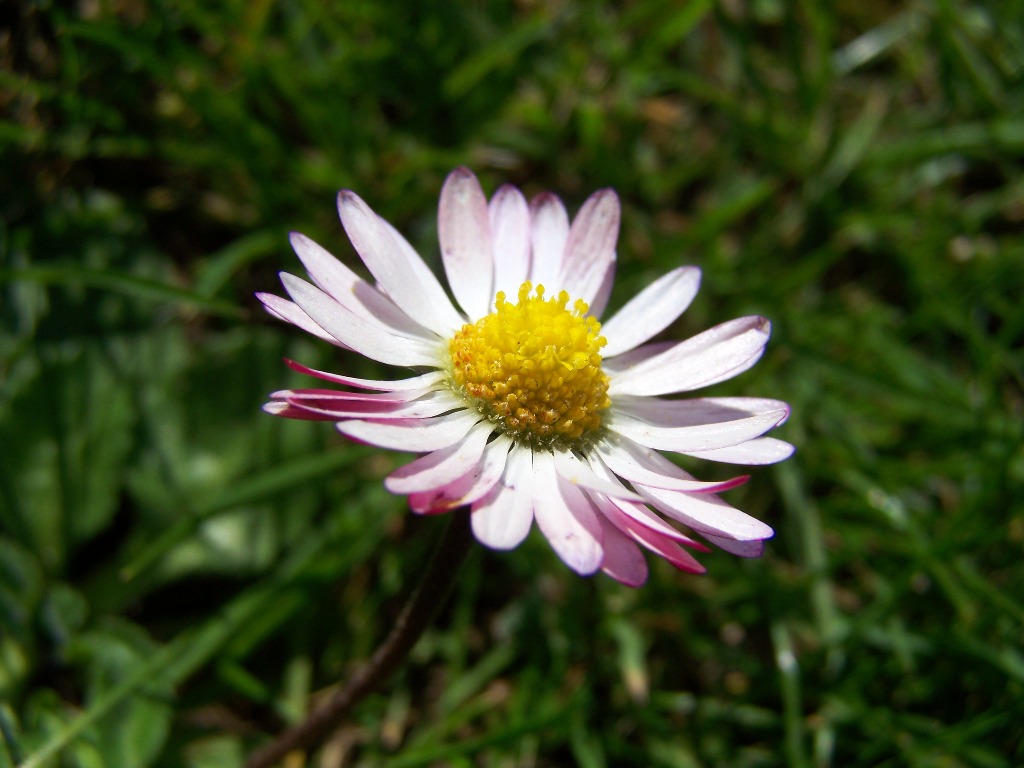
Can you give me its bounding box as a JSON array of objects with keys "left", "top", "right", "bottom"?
[{"left": 260, "top": 168, "right": 793, "bottom": 586}]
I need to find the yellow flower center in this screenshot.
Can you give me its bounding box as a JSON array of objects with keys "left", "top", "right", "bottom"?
[{"left": 448, "top": 281, "right": 611, "bottom": 447}]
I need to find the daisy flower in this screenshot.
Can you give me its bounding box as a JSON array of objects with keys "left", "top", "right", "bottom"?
[{"left": 259, "top": 168, "right": 793, "bottom": 587}]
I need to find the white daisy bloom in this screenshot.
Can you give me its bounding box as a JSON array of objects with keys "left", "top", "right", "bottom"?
[{"left": 260, "top": 167, "right": 793, "bottom": 586}]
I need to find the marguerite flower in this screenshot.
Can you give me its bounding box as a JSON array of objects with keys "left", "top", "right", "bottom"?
[{"left": 260, "top": 168, "right": 793, "bottom": 586}]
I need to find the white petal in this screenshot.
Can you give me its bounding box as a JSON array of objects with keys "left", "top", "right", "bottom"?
[
  {"left": 289, "top": 232, "right": 434, "bottom": 339},
  {"left": 607, "top": 408, "right": 787, "bottom": 453},
  {"left": 559, "top": 189, "right": 619, "bottom": 310},
  {"left": 639, "top": 485, "right": 774, "bottom": 542},
  {"left": 706, "top": 397, "right": 791, "bottom": 424},
  {"left": 489, "top": 184, "right": 531, "bottom": 300},
  {"left": 282, "top": 274, "right": 442, "bottom": 367},
  {"left": 337, "top": 410, "right": 481, "bottom": 453},
  {"left": 685, "top": 437, "right": 795, "bottom": 465},
  {"left": 528, "top": 193, "right": 569, "bottom": 289},
  {"left": 552, "top": 449, "right": 644, "bottom": 501},
  {"left": 257, "top": 292, "right": 344, "bottom": 346},
  {"left": 703, "top": 534, "right": 766, "bottom": 557},
  {"left": 593, "top": 437, "right": 749, "bottom": 493},
  {"left": 600, "top": 267, "right": 701, "bottom": 356},
  {"left": 337, "top": 190, "right": 463, "bottom": 336},
  {"left": 604, "top": 341, "right": 674, "bottom": 372},
  {"left": 438, "top": 167, "right": 493, "bottom": 319},
  {"left": 378, "top": 218, "right": 468, "bottom": 333},
  {"left": 533, "top": 451, "right": 604, "bottom": 575},
  {"left": 613, "top": 396, "right": 791, "bottom": 428},
  {"left": 384, "top": 422, "right": 493, "bottom": 494},
  {"left": 597, "top": 515, "right": 648, "bottom": 587},
  {"left": 608, "top": 316, "right": 771, "bottom": 396},
  {"left": 284, "top": 359, "right": 445, "bottom": 391},
  {"left": 589, "top": 258, "right": 616, "bottom": 318},
  {"left": 472, "top": 446, "right": 535, "bottom": 549}
]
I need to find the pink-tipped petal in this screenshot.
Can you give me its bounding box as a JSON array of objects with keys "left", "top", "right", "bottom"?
[
  {"left": 447, "top": 435, "right": 513, "bottom": 510},
  {"left": 583, "top": 460, "right": 710, "bottom": 547},
  {"left": 262, "top": 401, "right": 339, "bottom": 421},
  {"left": 271, "top": 401, "right": 396, "bottom": 420},
  {"left": 532, "top": 452, "right": 605, "bottom": 575},
  {"left": 528, "top": 192, "right": 569, "bottom": 289},
  {"left": 639, "top": 485, "right": 774, "bottom": 542},
  {"left": 559, "top": 189, "right": 620, "bottom": 310},
  {"left": 594, "top": 437, "right": 749, "bottom": 493},
  {"left": 489, "top": 185, "right": 531, "bottom": 300},
  {"left": 337, "top": 190, "right": 464, "bottom": 335},
  {"left": 282, "top": 274, "right": 442, "bottom": 367},
  {"left": 278, "top": 390, "right": 460, "bottom": 420},
  {"left": 597, "top": 516, "right": 649, "bottom": 587},
  {"left": 409, "top": 435, "right": 512, "bottom": 513},
  {"left": 257, "top": 292, "right": 344, "bottom": 346},
  {"left": 600, "top": 267, "right": 702, "bottom": 356},
  {"left": 337, "top": 410, "right": 481, "bottom": 453},
  {"left": 686, "top": 437, "right": 796, "bottom": 465},
  {"left": 438, "top": 167, "right": 493, "bottom": 319},
  {"left": 604, "top": 496, "right": 708, "bottom": 548},
  {"left": 273, "top": 388, "right": 430, "bottom": 403},
  {"left": 385, "top": 422, "right": 492, "bottom": 494},
  {"left": 472, "top": 446, "right": 535, "bottom": 549},
  {"left": 284, "top": 359, "right": 445, "bottom": 392},
  {"left": 608, "top": 316, "right": 771, "bottom": 396},
  {"left": 604, "top": 506, "right": 706, "bottom": 573}
]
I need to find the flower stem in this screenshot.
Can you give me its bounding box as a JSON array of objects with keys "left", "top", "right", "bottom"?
[{"left": 243, "top": 508, "right": 474, "bottom": 768}]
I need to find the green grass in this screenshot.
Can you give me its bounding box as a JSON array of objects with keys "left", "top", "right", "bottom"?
[{"left": 2, "top": 1, "right": 1023, "bottom": 766}]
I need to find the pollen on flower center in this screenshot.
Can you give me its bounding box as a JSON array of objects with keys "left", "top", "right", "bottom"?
[{"left": 448, "top": 281, "right": 611, "bottom": 446}]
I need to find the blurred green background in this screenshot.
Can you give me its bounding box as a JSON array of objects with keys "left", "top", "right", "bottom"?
[{"left": 2, "top": 1, "right": 1023, "bottom": 766}]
